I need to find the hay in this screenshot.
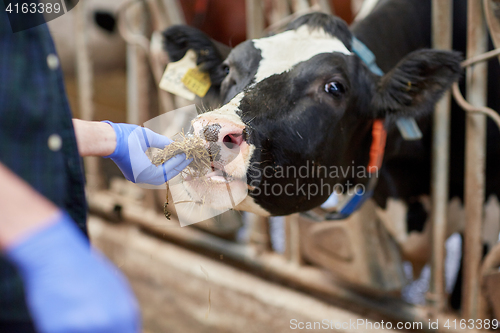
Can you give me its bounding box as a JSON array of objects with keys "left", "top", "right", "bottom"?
[{"left": 151, "top": 131, "right": 211, "bottom": 179}]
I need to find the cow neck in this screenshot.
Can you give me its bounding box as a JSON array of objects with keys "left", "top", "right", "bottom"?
[
  {"left": 350, "top": 0, "right": 431, "bottom": 72},
  {"left": 351, "top": 37, "right": 387, "bottom": 174}
]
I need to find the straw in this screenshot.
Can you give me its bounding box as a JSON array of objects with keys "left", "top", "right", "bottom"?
[{"left": 151, "top": 131, "right": 211, "bottom": 179}]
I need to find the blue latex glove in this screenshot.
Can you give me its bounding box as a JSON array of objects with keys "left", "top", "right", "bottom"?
[
  {"left": 103, "top": 121, "right": 191, "bottom": 185},
  {"left": 5, "top": 213, "right": 140, "bottom": 333}
]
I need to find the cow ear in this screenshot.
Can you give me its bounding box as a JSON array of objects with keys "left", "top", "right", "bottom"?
[
  {"left": 371, "top": 50, "right": 462, "bottom": 118},
  {"left": 163, "top": 25, "right": 231, "bottom": 86}
]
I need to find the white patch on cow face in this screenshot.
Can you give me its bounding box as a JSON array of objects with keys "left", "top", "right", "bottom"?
[
  {"left": 253, "top": 25, "right": 352, "bottom": 83},
  {"left": 192, "top": 93, "right": 256, "bottom": 180},
  {"left": 194, "top": 93, "right": 246, "bottom": 127}
]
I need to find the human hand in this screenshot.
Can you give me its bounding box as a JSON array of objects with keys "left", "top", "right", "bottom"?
[
  {"left": 103, "top": 121, "right": 191, "bottom": 185},
  {"left": 5, "top": 212, "right": 140, "bottom": 333}
]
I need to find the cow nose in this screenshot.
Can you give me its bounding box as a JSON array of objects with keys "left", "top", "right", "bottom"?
[{"left": 198, "top": 122, "right": 246, "bottom": 149}]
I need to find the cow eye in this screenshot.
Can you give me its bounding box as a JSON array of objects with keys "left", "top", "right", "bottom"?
[
  {"left": 325, "top": 81, "right": 345, "bottom": 97},
  {"left": 222, "top": 64, "right": 230, "bottom": 76}
]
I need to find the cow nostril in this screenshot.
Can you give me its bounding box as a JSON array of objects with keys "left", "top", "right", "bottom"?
[
  {"left": 223, "top": 135, "right": 235, "bottom": 148},
  {"left": 223, "top": 133, "right": 243, "bottom": 148}
]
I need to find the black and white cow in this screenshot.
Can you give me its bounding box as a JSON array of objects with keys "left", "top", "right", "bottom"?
[{"left": 163, "top": 0, "right": 500, "bottom": 307}]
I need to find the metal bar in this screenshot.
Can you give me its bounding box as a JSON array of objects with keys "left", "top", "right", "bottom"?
[
  {"left": 484, "top": 0, "right": 500, "bottom": 59},
  {"left": 126, "top": 44, "right": 141, "bottom": 125},
  {"left": 290, "top": 0, "right": 309, "bottom": 13},
  {"left": 149, "top": 32, "right": 176, "bottom": 113},
  {"left": 125, "top": 2, "right": 150, "bottom": 125},
  {"left": 452, "top": 82, "right": 500, "bottom": 131},
  {"left": 284, "top": 213, "right": 303, "bottom": 265},
  {"left": 463, "top": 0, "right": 488, "bottom": 320},
  {"left": 461, "top": 47, "right": 500, "bottom": 68},
  {"left": 74, "top": 0, "right": 103, "bottom": 190},
  {"left": 269, "top": 0, "right": 291, "bottom": 26},
  {"left": 247, "top": 214, "right": 272, "bottom": 253},
  {"left": 74, "top": 2, "right": 93, "bottom": 121},
  {"left": 246, "top": 0, "right": 265, "bottom": 39},
  {"left": 310, "top": 0, "right": 332, "bottom": 14},
  {"left": 429, "top": 0, "right": 452, "bottom": 312},
  {"left": 160, "top": 0, "right": 185, "bottom": 26}
]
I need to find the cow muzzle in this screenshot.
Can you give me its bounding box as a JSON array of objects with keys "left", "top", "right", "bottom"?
[
  {"left": 191, "top": 115, "right": 251, "bottom": 183},
  {"left": 170, "top": 111, "right": 253, "bottom": 215}
]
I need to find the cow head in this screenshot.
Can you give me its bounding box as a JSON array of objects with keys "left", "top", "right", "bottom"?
[{"left": 163, "top": 13, "right": 461, "bottom": 216}]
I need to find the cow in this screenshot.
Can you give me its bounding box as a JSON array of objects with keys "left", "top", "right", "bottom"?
[{"left": 163, "top": 0, "right": 500, "bottom": 308}]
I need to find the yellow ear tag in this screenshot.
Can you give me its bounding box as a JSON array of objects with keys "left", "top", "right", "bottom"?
[
  {"left": 181, "top": 67, "right": 211, "bottom": 98},
  {"left": 159, "top": 49, "right": 197, "bottom": 101}
]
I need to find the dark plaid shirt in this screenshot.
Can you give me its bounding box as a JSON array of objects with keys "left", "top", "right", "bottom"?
[{"left": 0, "top": 4, "right": 87, "bottom": 321}]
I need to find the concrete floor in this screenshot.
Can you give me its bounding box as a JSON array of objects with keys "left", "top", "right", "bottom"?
[{"left": 88, "top": 215, "right": 401, "bottom": 333}]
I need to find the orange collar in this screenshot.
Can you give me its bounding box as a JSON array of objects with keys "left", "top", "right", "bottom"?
[{"left": 368, "top": 119, "right": 387, "bottom": 173}]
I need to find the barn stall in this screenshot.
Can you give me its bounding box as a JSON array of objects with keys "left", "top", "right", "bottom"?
[{"left": 50, "top": 0, "right": 500, "bottom": 331}]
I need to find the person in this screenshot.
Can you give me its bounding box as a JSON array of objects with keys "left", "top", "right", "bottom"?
[{"left": 0, "top": 4, "right": 190, "bottom": 332}]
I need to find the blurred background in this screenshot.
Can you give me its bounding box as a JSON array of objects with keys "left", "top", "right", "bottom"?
[{"left": 44, "top": 1, "right": 500, "bottom": 332}]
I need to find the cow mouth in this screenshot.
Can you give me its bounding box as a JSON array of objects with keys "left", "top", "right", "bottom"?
[
  {"left": 205, "top": 165, "right": 234, "bottom": 183},
  {"left": 182, "top": 163, "right": 235, "bottom": 184}
]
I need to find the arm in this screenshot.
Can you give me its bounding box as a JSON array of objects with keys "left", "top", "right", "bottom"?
[
  {"left": 72, "top": 119, "right": 116, "bottom": 157},
  {"left": 73, "top": 119, "right": 191, "bottom": 185},
  {"left": 0, "top": 163, "right": 58, "bottom": 248},
  {"left": 0, "top": 162, "right": 140, "bottom": 333}
]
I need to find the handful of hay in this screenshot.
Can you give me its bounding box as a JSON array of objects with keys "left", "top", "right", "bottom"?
[{"left": 151, "top": 132, "right": 211, "bottom": 179}]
